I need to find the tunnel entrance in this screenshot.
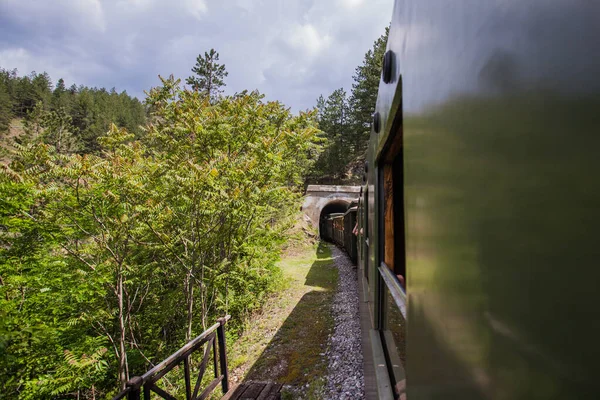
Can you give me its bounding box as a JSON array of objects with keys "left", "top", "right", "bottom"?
[{"left": 319, "top": 200, "right": 349, "bottom": 239}]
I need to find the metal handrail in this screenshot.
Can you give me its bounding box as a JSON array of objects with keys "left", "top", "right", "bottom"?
[
  {"left": 379, "top": 264, "right": 406, "bottom": 319},
  {"left": 112, "top": 315, "right": 231, "bottom": 400}
]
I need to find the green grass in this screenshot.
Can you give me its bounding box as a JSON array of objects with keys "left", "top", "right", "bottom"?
[{"left": 228, "top": 241, "right": 337, "bottom": 395}]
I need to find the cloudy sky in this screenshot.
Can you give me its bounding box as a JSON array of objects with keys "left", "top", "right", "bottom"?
[{"left": 0, "top": 0, "right": 391, "bottom": 112}]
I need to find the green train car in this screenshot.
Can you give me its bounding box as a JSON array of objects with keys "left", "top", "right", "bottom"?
[{"left": 353, "top": 0, "right": 600, "bottom": 399}]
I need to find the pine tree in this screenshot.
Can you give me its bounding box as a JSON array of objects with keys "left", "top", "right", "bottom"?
[
  {"left": 1, "top": 69, "right": 146, "bottom": 157},
  {"left": 348, "top": 27, "right": 389, "bottom": 154},
  {"left": 13, "top": 74, "right": 35, "bottom": 117},
  {"left": 55, "top": 78, "right": 66, "bottom": 93},
  {"left": 185, "top": 49, "right": 228, "bottom": 102},
  {"left": 322, "top": 88, "right": 349, "bottom": 147},
  {"left": 311, "top": 88, "right": 351, "bottom": 181},
  {"left": 31, "top": 71, "right": 53, "bottom": 106},
  {"left": 22, "top": 101, "right": 45, "bottom": 140},
  {"left": 315, "top": 95, "right": 326, "bottom": 121},
  {"left": 51, "top": 78, "right": 69, "bottom": 110},
  {"left": 0, "top": 76, "right": 13, "bottom": 132}
]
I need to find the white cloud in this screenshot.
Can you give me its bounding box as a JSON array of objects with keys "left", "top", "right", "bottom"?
[
  {"left": 0, "top": 0, "right": 106, "bottom": 33},
  {"left": 72, "top": 0, "right": 106, "bottom": 32},
  {"left": 125, "top": 0, "right": 156, "bottom": 9},
  {"left": 183, "top": 0, "right": 208, "bottom": 20},
  {"left": 0, "top": 47, "right": 80, "bottom": 87},
  {"left": 286, "top": 24, "right": 332, "bottom": 57},
  {"left": 337, "top": 0, "right": 364, "bottom": 9},
  {"left": 0, "top": 0, "right": 392, "bottom": 111}
]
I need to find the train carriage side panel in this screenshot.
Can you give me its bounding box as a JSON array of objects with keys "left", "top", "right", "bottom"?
[{"left": 363, "top": 0, "right": 600, "bottom": 399}]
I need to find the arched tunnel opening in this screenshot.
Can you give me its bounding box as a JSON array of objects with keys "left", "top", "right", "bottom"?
[{"left": 319, "top": 200, "right": 350, "bottom": 239}]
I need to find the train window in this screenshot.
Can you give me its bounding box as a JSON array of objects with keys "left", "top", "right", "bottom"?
[
  {"left": 357, "top": 198, "right": 361, "bottom": 254},
  {"left": 392, "top": 152, "right": 406, "bottom": 286},
  {"left": 363, "top": 186, "right": 369, "bottom": 282},
  {"left": 382, "top": 139, "right": 406, "bottom": 287},
  {"left": 383, "top": 163, "right": 394, "bottom": 270},
  {"left": 382, "top": 282, "right": 406, "bottom": 390}
]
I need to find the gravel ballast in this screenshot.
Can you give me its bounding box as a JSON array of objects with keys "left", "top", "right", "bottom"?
[{"left": 324, "top": 244, "right": 365, "bottom": 400}]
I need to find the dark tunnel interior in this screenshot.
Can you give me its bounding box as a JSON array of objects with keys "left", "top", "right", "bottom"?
[{"left": 319, "top": 200, "right": 349, "bottom": 239}]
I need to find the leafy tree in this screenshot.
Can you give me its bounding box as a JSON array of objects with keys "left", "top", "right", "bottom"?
[
  {"left": 0, "top": 156, "right": 110, "bottom": 399},
  {"left": 185, "top": 49, "right": 228, "bottom": 102},
  {"left": 19, "top": 103, "right": 81, "bottom": 154},
  {"left": 40, "top": 108, "right": 82, "bottom": 154},
  {"left": 145, "top": 76, "right": 319, "bottom": 337},
  {"left": 4, "top": 130, "right": 159, "bottom": 390},
  {"left": 0, "top": 74, "right": 320, "bottom": 397}
]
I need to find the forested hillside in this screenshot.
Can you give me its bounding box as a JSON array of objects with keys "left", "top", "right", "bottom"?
[
  {"left": 309, "top": 28, "right": 388, "bottom": 184},
  {"left": 0, "top": 25, "right": 386, "bottom": 396},
  {"left": 0, "top": 50, "right": 321, "bottom": 398},
  {"left": 0, "top": 69, "right": 146, "bottom": 155}
]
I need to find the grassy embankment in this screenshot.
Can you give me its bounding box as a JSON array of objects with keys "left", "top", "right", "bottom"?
[{"left": 228, "top": 235, "right": 338, "bottom": 398}]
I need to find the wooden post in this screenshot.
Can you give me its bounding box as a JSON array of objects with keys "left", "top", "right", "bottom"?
[
  {"left": 212, "top": 338, "right": 218, "bottom": 378},
  {"left": 126, "top": 376, "right": 143, "bottom": 400},
  {"left": 184, "top": 356, "right": 192, "bottom": 400},
  {"left": 217, "top": 318, "right": 229, "bottom": 394}
]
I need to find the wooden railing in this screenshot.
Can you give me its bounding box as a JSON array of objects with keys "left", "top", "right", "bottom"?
[{"left": 112, "top": 315, "right": 231, "bottom": 400}]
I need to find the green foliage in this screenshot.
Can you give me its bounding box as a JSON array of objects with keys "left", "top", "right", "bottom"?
[
  {"left": 310, "top": 27, "right": 388, "bottom": 184},
  {"left": 0, "top": 75, "right": 320, "bottom": 397},
  {"left": 143, "top": 76, "right": 319, "bottom": 331},
  {"left": 19, "top": 103, "right": 82, "bottom": 154},
  {"left": 311, "top": 88, "right": 351, "bottom": 181},
  {"left": 0, "top": 69, "right": 52, "bottom": 118},
  {"left": 0, "top": 67, "right": 146, "bottom": 154},
  {"left": 185, "top": 49, "right": 229, "bottom": 102},
  {"left": 40, "top": 108, "right": 82, "bottom": 154},
  {"left": 0, "top": 173, "right": 108, "bottom": 399},
  {"left": 349, "top": 27, "right": 389, "bottom": 154},
  {"left": 0, "top": 72, "right": 14, "bottom": 132}
]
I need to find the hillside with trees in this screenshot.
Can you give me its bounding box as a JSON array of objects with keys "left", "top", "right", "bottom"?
[
  {"left": 0, "top": 69, "right": 146, "bottom": 155},
  {"left": 0, "top": 27, "right": 387, "bottom": 395},
  {"left": 308, "top": 28, "right": 388, "bottom": 184},
  {"left": 0, "top": 49, "right": 321, "bottom": 398}
]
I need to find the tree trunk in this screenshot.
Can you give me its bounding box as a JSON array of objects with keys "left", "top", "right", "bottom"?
[
  {"left": 208, "top": 71, "right": 213, "bottom": 103},
  {"left": 185, "top": 270, "right": 194, "bottom": 341},
  {"left": 117, "top": 271, "right": 128, "bottom": 389}
]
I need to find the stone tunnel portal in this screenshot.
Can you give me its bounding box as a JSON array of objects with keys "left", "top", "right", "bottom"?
[{"left": 301, "top": 185, "right": 360, "bottom": 235}]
